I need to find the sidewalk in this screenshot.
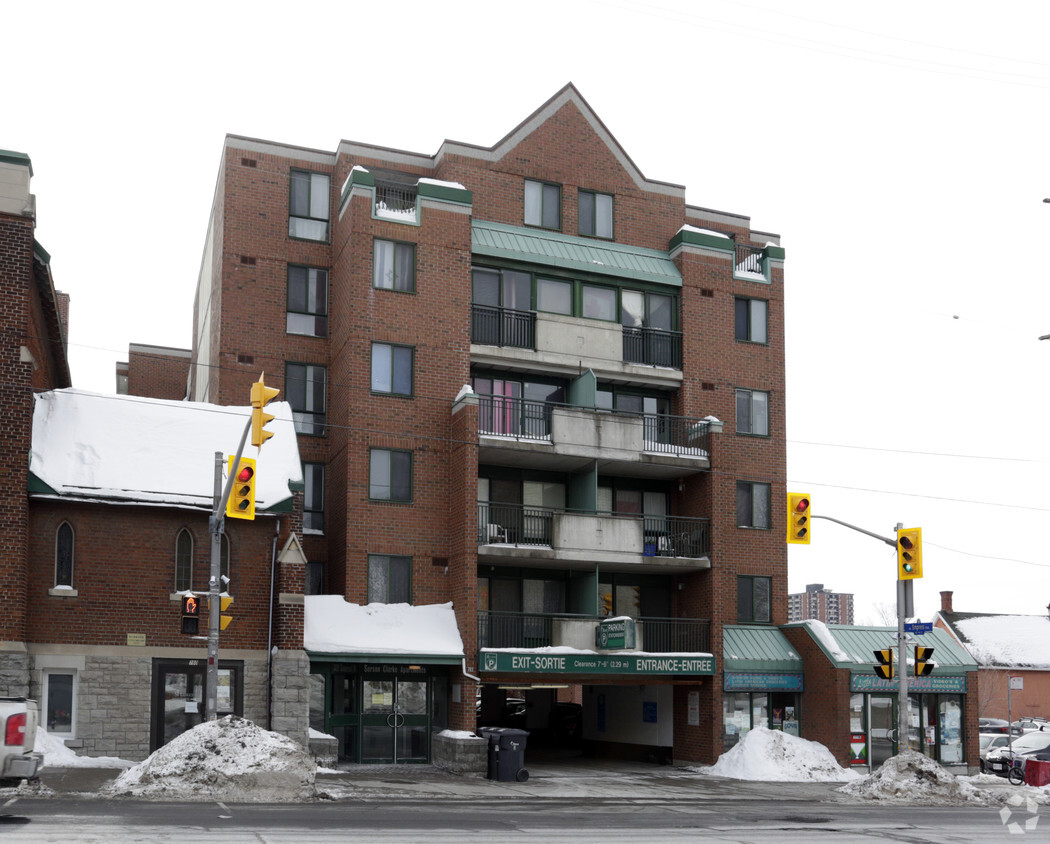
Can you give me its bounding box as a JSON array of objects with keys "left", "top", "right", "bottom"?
[{"left": 36, "top": 756, "right": 849, "bottom": 802}]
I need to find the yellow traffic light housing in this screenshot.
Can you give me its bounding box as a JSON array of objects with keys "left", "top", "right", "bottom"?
[
  {"left": 251, "top": 374, "right": 281, "bottom": 448},
  {"left": 897, "top": 527, "right": 923, "bottom": 580},
  {"left": 915, "top": 645, "right": 934, "bottom": 677},
  {"left": 226, "top": 456, "right": 257, "bottom": 520},
  {"left": 873, "top": 648, "right": 894, "bottom": 680},
  {"left": 786, "top": 493, "right": 811, "bottom": 544},
  {"left": 220, "top": 595, "right": 234, "bottom": 631}
]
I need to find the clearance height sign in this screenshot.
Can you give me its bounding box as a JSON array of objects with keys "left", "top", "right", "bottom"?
[{"left": 480, "top": 650, "right": 716, "bottom": 676}]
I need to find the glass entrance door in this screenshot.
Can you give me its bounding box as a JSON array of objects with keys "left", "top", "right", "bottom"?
[
  {"left": 361, "top": 677, "right": 429, "bottom": 763},
  {"left": 869, "top": 695, "right": 897, "bottom": 768}
]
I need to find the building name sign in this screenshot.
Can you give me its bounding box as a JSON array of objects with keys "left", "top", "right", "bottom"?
[
  {"left": 724, "top": 673, "right": 804, "bottom": 692},
  {"left": 851, "top": 674, "right": 966, "bottom": 693},
  {"left": 480, "top": 650, "right": 715, "bottom": 676}
]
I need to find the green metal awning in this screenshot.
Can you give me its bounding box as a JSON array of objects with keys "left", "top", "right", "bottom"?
[
  {"left": 723, "top": 625, "right": 804, "bottom": 673},
  {"left": 781, "top": 623, "right": 979, "bottom": 674},
  {"left": 472, "top": 219, "right": 682, "bottom": 287}
]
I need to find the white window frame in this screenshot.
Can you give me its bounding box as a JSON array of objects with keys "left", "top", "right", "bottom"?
[{"left": 43, "top": 669, "right": 77, "bottom": 738}]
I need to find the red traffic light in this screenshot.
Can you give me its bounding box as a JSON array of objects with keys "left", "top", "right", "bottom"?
[
  {"left": 237, "top": 465, "right": 254, "bottom": 483},
  {"left": 794, "top": 497, "right": 809, "bottom": 513}
]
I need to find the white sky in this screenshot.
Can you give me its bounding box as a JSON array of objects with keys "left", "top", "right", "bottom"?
[{"left": 7, "top": 1, "right": 1050, "bottom": 625}]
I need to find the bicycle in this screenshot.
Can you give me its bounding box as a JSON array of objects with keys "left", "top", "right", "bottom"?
[{"left": 1008, "top": 756, "right": 1026, "bottom": 786}]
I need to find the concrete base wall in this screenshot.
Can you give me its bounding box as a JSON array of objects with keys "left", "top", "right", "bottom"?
[{"left": 431, "top": 732, "right": 487, "bottom": 775}]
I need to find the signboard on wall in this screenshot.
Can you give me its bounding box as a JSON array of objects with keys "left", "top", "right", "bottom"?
[
  {"left": 851, "top": 674, "right": 966, "bottom": 693},
  {"left": 724, "top": 673, "right": 803, "bottom": 692},
  {"left": 480, "top": 650, "right": 715, "bottom": 676}
]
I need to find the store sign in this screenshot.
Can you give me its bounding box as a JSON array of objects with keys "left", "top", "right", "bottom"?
[
  {"left": 851, "top": 674, "right": 966, "bottom": 693},
  {"left": 480, "top": 650, "right": 715, "bottom": 676},
  {"left": 724, "top": 673, "right": 803, "bottom": 692}
]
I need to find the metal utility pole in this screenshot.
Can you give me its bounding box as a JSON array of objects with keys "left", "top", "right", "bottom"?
[{"left": 896, "top": 523, "right": 909, "bottom": 755}]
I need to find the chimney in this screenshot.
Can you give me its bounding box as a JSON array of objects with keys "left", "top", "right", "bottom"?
[{"left": 940, "top": 591, "right": 953, "bottom": 614}]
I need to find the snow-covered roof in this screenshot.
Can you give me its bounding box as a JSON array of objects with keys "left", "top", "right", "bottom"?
[
  {"left": 29, "top": 388, "right": 303, "bottom": 512},
  {"left": 303, "top": 597, "right": 465, "bottom": 660},
  {"left": 947, "top": 614, "right": 1050, "bottom": 669}
]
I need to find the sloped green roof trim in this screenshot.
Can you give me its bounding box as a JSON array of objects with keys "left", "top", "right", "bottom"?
[
  {"left": 27, "top": 471, "right": 58, "bottom": 495},
  {"left": 33, "top": 240, "right": 51, "bottom": 265},
  {"left": 669, "top": 228, "right": 735, "bottom": 254},
  {"left": 782, "top": 622, "right": 978, "bottom": 674},
  {"left": 418, "top": 180, "right": 472, "bottom": 205},
  {"left": 473, "top": 220, "right": 682, "bottom": 287},
  {"left": 0, "top": 149, "right": 32, "bottom": 176},
  {"left": 723, "top": 625, "right": 803, "bottom": 672},
  {"left": 259, "top": 494, "right": 295, "bottom": 514}
]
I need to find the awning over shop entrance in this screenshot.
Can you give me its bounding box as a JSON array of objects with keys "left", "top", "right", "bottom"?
[{"left": 722, "top": 625, "right": 804, "bottom": 691}]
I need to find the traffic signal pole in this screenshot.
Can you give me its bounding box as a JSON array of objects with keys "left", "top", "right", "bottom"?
[
  {"left": 808, "top": 513, "right": 912, "bottom": 754},
  {"left": 207, "top": 418, "right": 252, "bottom": 722}
]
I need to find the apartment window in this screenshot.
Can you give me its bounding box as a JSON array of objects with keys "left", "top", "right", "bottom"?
[
  {"left": 579, "top": 190, "right": 613, "bottom": 238},
  {"left": 735, "top": 297, "right": 768, "bottom": 344},
  {"left": 536, "top": 278, "right": 572, "bottom": 315},
  {"left": 736, "top": 388, "right": 769, "bottom": 436},
  {"left": 738, "top": 575, "right": 772, "bottom": 623},
  {"left": 581, "top": 284, "right": 617, "bottom": 321},
  {"left": 175, "top": 528, "right": 193, "bottom": 592},
  {"left": 288, "top": 170, "right": 330, "bottom": 241},
  {"left": 287, "top": 266, "right": 328, "bottom": 336},
  {"left": 55, "top": 521, "right": 74, "bottom": 588},
  {"left": 43, "top": 671, "right": 75, "bottom": 735},
  {"left": 371, "top": 343, "right": 413, "bottom": 396},
  {"left": 373, "top": 239, "right": 416, "bottom": 292},
  {"left": 736, "top": 481, "right": 770, "bottom": 529},
  {"left": 368, "top": 554, "right": 412, "bottom": 603},
  {"left": 303, "top": 463, "right": 324, "bottom": 534},
  {"left": 524, "top": 179, "right": 561, "bottom": 230},
  {"left": 286, "top": 363, "right": 326, "bottom": 436},
  {"left": 370, "top": 449, "right": 412, "bottom": 502}
]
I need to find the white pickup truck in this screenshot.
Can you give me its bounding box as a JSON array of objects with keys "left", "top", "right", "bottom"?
[{"left": 0, "top": 698, "right": 42, "bottom": 786}]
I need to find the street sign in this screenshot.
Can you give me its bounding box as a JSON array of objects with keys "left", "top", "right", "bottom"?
[{"left": 904, "top": 622, "right": 932, "bottom": 634}]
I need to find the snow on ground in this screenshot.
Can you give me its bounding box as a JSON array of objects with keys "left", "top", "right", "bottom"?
[
  {"left": 692, "top": 725, "right": 861, "bottom": 782},
  {"left": 35, "top": 727, "right": 132, "bottom": 769},
  {"left": 101, "top": 715, "right": 317, "bottom": 802}
]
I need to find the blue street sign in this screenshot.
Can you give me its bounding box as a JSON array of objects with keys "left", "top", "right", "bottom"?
[{"left": 904, "top": 622, "right": 933, "bottom": 634}]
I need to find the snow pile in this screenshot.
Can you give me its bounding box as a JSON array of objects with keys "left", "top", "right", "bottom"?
[
  {"left": 35, "top": 727, "right": 131, "bottom": 768},
  {"left": 102, "top": 716, "right": 316, "bottom": 802},
  {"left": 839, "top": 749, "right": 988, "bottom": 804},
  {"left": 698, "top": 726, "right": 860, "bottom": 782}
]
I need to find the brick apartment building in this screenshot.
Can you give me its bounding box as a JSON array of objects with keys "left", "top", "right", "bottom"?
[
  {"left": 162, "top": 84, "right": 790, "bottom": 767},
  {"left": 788, "top": 583, "right": 855, "bottom": 624}
]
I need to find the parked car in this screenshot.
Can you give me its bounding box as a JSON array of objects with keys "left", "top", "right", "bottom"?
[
  {"left": 1012, "top": 717, "right": 1049, "bottom": 734},
  {"left": 0, "top": 698, "right": 42, "bottom": 786},
  {"left": 985, "top": 730, "right": 1050, "bottom": 777},
  {"left": 979, "top": 732, "right": 1012, "bottom": 773},
  {"left": 978, "top": 717, "right": 1012, "bottom": 735}
]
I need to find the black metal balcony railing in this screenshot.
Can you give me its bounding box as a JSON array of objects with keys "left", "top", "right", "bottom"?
[
  {"left": 477, "top": 394, "right": 553, "bottom": 440},
  {"left": 477, "top": 610, "right": 711, "bottom": 653},
  {"left": 478, "top": 501, "right": 555, "bottom": 546},
  {"left": 734, "top": 242, "right": 765, "bottom": 276},
  {"left": 374, "top": 181, "right": 417, "bottom": 215},
  {"left": 642, "top": 515, "right": 711, "bottom": 559},
  {"left": 642, "top": 414, "right": 710, "bottom": 457},
  {"left": 471, "top": 304, "right": 535, "bottom": 349},
  {"left": 622, "top": 325, "right": 682, "bottom": 368}
]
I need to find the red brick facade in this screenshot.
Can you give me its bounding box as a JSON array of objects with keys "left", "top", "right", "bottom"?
[{"left": 180, "top": 85, "right": 788, "bottom": 765}]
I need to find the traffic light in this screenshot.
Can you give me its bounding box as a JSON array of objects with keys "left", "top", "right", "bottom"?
[
  {"left": 786, "top": 493, "right": 811, "bottom": 544},
  {"left": 897, "top": 527, "right": 923, "bottom": 580},
  {"left": 181, "top": 593, "right": 201, "bottom": 635},
  {"left": 220, "top": 595, "right": 234, "bottom": 631},
  {"left": 915, "top": 645, "right": 934, "bottom": 676},
  {"left": 873, "top": 648, "right": 894, "bottom": 680},
  {"left": 226, "top": 456, "right": 257, "bottom": 520},
  {"left": 250, "top": 374, "right": 281, "bottom": 448}
]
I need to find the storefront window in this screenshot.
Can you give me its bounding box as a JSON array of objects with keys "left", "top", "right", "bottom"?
[
  {"left": 939, "top": 696, "right": 963, "bottom": 763},
  {"left": 751, "top": 693, "right": 768, "bottom": 733},
  {"left": 723, "top": 693, "right": 750, "bottom": 750}
]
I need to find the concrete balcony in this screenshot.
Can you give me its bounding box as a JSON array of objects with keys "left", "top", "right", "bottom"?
[
  {"left": 477, "top": 399, "right": 714, "bottom": 479},
  {"left": 477, "top": 505, "right": 711, "bottom": 573}
]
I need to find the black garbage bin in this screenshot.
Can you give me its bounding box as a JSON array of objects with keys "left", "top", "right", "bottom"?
[{"left": 478, "top": 727, "right": 529, "bottom": 782}]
